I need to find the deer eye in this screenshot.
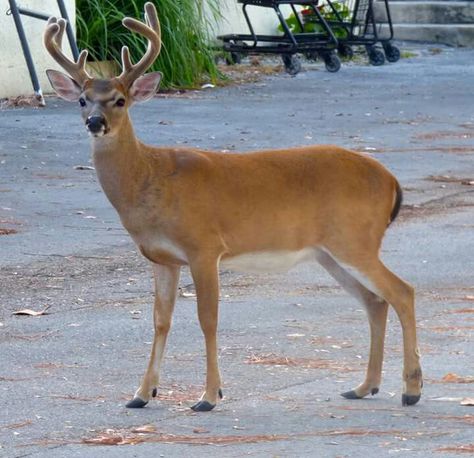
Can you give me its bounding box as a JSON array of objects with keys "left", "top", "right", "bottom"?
[
  {"left": 79, "top": 97, "right": 86, "bottom": 107},
  {"left": 115, "top": 98, "right": 126, "bottom": 107}
]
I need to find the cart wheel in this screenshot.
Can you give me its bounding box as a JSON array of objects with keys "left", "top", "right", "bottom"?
[
  {"left": 225, "top": 52, "right": 242, "bottom": 65},
  {"left": 282, "top": 55, "right": 301, "bottom": 76},
  {"left": 366, "top": 46, "right": 385, "bottom": 66},
  {"left": 338, "top": 44, "right": 353, "bottom": 59},
  {"left": 382, "top": 43, "right": 400, "bottom": 63},
  {"left": 324, "top": 53, "right": 341, "bottom": 73}
]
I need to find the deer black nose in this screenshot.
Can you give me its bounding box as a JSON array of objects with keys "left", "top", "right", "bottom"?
[{"left": 86, "top": 115, "right": 106, "bottom": 133}]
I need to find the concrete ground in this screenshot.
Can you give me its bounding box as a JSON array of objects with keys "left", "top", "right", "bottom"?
[{"left": 0, "top": 45, "right": 473, "bottom": 457}]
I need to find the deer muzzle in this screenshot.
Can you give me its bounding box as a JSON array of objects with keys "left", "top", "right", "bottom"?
[{"left": 86, "top": 115, "right": 107, "bottom": 136}]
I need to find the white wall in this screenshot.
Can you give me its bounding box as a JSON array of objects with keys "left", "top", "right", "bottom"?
[
  {"left": 214, "top": 2, "right": 283, "bottom": 37},
  {"left": 0, "top": 0, "right": 75, "bottom": 99}
]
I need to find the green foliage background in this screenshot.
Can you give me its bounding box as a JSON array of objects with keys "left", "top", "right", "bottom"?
[
  {"left": 76, "top": 0, "right": 222, "bottom": 89},
  {"left": 278, "top": 4, "right": 350, "bottom": 38}
]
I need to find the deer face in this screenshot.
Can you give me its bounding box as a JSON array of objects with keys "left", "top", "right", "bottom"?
[
  {"left": 44, "top": 1, "right": 162, "bottom": 138},
  {"left": 46, "top": 72, "right": 162, "bottom": 137}
]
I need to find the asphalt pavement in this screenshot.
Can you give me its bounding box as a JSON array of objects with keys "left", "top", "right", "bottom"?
[{"left": 0, "top": 44, "right": 473, "bottom": 457}]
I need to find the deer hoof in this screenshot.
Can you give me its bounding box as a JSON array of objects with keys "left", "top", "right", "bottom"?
[
  {"left": 341, "top": 390, "right": 362, "bottom": 400},
  {"left": 402, "top": 393, "right": 421, "bottom": 406},
  {"left": 190, "top": 400, "right": 216, "bottom": 412},
  {"left": 218, "top": 388, "right": 223, "bottom": 399},
  {"left": 126, "top": 397, "right": 148, "bottom": 408},
  {"left": 371, "top": 387, "right": 379, "bottom": 395}
]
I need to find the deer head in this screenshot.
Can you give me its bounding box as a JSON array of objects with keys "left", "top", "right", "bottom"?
[{"left": 44, "top": 2, "right": 162, "bottom": 137}]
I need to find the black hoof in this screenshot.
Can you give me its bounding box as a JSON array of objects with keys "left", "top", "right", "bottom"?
[
  {"left": 218, "top": 388, "right": 223, "bottom": 399},
  {"left": 191, "top": 400, "right": 216, "bottom": 412},
  {"left": 402, "top": 393, "right": 421, "bottom": 406},
  {"left": 152, "top": 388, "right": 157, "bottom": 398},
  {"left": 126, "top": 397, "right": 148, "bottom": 408},
  {"left": 341, "top": 390, "right": 362, "bottom": 400},
  {"left": 371, "top": 387, "right": 379, "bottom": 396}
]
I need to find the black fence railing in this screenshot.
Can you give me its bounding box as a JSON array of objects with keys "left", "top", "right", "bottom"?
[{"left": 6, "top": 0, "right": 78, "bottom": 105}]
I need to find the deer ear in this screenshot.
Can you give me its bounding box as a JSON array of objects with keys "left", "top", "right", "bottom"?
[
  {"left": 46, "top": 69, "right": 82, "bottom": 102},
  {"left": 129, "top": 72, "right": 162, "bottom": 103}
]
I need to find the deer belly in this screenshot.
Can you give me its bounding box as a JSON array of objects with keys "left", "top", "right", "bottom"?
[{"left": 220, "top": 248, "right": 316, "bottom": 273}]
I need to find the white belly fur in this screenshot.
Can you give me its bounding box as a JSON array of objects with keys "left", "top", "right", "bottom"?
[{"left": 220, "top": 248, "right": 317, "bottom": 273}]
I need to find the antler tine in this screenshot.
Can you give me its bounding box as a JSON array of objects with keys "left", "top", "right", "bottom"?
[
  {"left": 44, "top": 17, "right": 91, "bottom": 85},
  {"left": 144, "top": 2, "right": 161, "bottom": 39},
  {"left": 121, "top": 46, "right": 133, "bottom": 73},
  {"left": 117, "top": 2, "right": 162, "bottom": 89}
]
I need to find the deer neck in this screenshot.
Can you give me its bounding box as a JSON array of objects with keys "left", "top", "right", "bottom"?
[{"left": 91, "top": 115, "right": 146, "bottom": 213}]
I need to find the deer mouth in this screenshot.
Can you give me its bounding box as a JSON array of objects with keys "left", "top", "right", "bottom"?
[
  {"left": 88, "top": 125, "right": 109, "bottom": 137},
  {"left": 86, "top": 116, "right": 108, "bottom": 137}
]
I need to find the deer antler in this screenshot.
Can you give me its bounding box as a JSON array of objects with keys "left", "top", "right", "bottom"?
[
  {"left": 43, "top": 17, "right": 91, "bottom": 86},
  {"left": 117, "top": 2, "right": 162, "bottom": 89}
]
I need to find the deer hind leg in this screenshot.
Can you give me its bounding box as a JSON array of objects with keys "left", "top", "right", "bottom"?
[
  {"left": 320, "top": 248, "right": 422, "bottom": 406},
  {"left": 316, "top": 249, "right": 388, "bottom": 399},
  {"left": 126, "top": 263, "right": 180, "bottom": 408},
  {"left": 363, "top": 260, "right": 422, "bottom": 406},
  {"left": 189, "top": 255, "right": 223, "bottom": 412}
]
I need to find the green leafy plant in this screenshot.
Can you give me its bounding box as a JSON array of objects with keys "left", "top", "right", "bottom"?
[
  {"left": 278, "top": 3, "right": 350, "bottom": 39},
  {"left": 76, "top": 0, "right": 223, "bottom": 89}
]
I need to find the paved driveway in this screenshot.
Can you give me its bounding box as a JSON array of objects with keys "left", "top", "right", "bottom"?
[{"left": 0, "top": 45, "right": 473, "bottom": 457}]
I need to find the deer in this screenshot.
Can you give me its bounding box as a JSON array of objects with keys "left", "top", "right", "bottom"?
[{"left": 43, "top": 3, "right": 422, "bottom": 412}]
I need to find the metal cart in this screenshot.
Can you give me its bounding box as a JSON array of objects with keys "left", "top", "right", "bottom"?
[
  {"left": 218, "top": 0, "right": 342, "bottom": 74},
  {"left": 305, "top": 0, "right": 400, "bottom": 66}
]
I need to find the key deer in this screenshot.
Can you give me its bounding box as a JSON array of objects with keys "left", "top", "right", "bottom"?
[{"left": 44, "top": 2, "right": 422, "bottom": 411}]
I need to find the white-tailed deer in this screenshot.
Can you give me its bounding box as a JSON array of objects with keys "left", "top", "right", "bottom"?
[{"left": 44, "top": 3, "right": 422, "bottom": 411}]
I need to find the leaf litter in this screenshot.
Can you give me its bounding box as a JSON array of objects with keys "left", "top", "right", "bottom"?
[
  {"left": 436, "top": 444, "right": 474, "bottom": 454},
  {"left": 0, "top": 228, "right": 18, "bottom": 235},
  {"left": 245, "top": 353, "right": 357, "bottom": 372},
  {"left": 440, "top": 373, "right": 474, "bottom": 384},
  {"left": 77, "top": 426, "right": 449, "bottom": 447},
  {"left": 2, "top": 420, "right": 33, "bottom": 430}
]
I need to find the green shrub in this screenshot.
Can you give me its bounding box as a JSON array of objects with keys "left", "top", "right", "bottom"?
[
  {"left": 278, "top": 4, "right": 350, "bottom": 39},
  {"left": 76, "top": 0, "right": 223, "bottom": 89}
]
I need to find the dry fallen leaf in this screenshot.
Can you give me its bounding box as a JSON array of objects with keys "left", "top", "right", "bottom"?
[
  {"left": 442, "top": 373, "right": 474, "bottom": 384},
  {"left": 0, "top": 228, "right": 18, "bottom": 235},
  {"left": 130, "top": 424, "right": 156, "bottom": 434},
  {"left": 4, "top": 420, "right": 33, "bottom": 429},
  {"left": 461, "top": 398, "right": 474, "bottom": 406},
  {"left": 437, "top": 444, "right": 474, "bottom": 453},
  {"left": 83, "top": 435, "right": 124, "bottom": 445},
  {"left": 12, "top": 305, "right": 51, "bottom": 316},
  {"left": 449, "top": 308, "right": 474, "bottom": 314}
]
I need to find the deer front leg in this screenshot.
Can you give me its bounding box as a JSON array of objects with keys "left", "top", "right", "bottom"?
[
  {"left": 126, "top": 263, "right": 180, "bottom": 408},
  {"left": 189, "top": 256, "right": 222, "bottom": 412}
]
